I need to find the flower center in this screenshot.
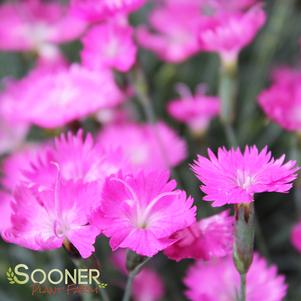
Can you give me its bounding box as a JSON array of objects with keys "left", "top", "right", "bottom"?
[
  {"left": 136, "top": 191, "right": 180, "bottom": 229},
  {"left": 53, "top": 220, "right": 71, "bottom": 238},
  {"left": 236, "top": 169, "right": 254, "bottom": 190}
]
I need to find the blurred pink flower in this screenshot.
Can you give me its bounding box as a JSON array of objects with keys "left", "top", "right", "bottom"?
[
  {"left": 162, "top": 0, "right": 258, "bottom": 12},
  {"left": 36, "top": 45, "right": 68, "bottom": 69},
  {"left": 24, "top": 131, "right": 128, "bottom": 190},
  {"left": 209, "top": 0, "right": 259, "bottom": 11},
  {"left": 1, "top": 144, "right": 43, "bottom": 191},
  {"left": 81, "top": 20, "right": 137, "bottom": 72},
  {"left": 2, "top": 179, "right": 100, "bottom": 258},
  {"left": 164, "top": 210, "right": 234, "bottom": 261},
  {"left": 91, "top": 171, "right": 196, "bottom": 256},
  {"left": 133, "top": 269, "right": 165, "bottom": 301},
  {"left": 136, "top": 4, "right": 202, "bottom": 63},
  {"left": 168, "top": 87, "right": 220, "bottom": 134},
  {"left": 95, "top": 107, "right": 132, "bottom": 125},
  {"left": 112, "top": 249, "right": 128, "bottom": 274},
  {"left": 0, "top": 0, "right": 86, "bottom": 53},
  {"left": 0, "top": 115, "right": 29, "bottom": 156},
  {"left": 198, "top": 6, "right": 266, "bottom": 63},
  {"left": 97, "top": 122, "right": 187, "bottom": 170},
  {"left": 192, "top": 146, "right": 299, "bottom": 206},
  {"left": 259, "top": 68, "right": 301, "bottom": 131},
  {"left": 9, "top": 64, "right": 124, "bottom": 129},
  {"left": 137, "top": 1, "right": 263, "bottom": 63},
  {"left": 184, "top": 253, "right": 287, "bottom": 301},
  {"left": 71, "top": 0, "right": 146, "bottom": 22},
  {"left": 291, "top": 221, "right": 301, "bottom": 253},
  {"left": 0, "top": 191, "right": 13, "bottom": 232},
  {"left": 0, "top": 79, "right": 30, "bottom": 155}
]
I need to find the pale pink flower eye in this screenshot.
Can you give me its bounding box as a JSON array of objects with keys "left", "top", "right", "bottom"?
[
  {"left": 236, "top": 169, "right": 255, "bottom": 190},
  {"left": 135, "top": 191, "right": 181, "bottom": 229},
  {"left": 53, "top": 220, "right": 70, "bottom": 238}
]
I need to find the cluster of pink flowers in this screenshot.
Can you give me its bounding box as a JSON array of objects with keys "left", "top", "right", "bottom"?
[
  {"left": 0, "top": 0, "right": 140, "bottom": 131},
  {"left": 137, "top": 0, "right": 265, "bottom": 63},
  {"left": 0, "top": 1, "right": 299, "bottom": 300},
  {"left": 0, "top": 128, "right": 293, "bottom": 301},
  {"left": 0, "top": 131, "right": 232, "bottom": 262}
]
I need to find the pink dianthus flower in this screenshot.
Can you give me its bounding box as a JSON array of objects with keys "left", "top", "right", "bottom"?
[
  {"left": 91, "top": 171, "right": 196, "bottom": 257},
  {"left": 1, "top": 144, "right": 44, "bottom": 191},
  {"left": 192, "top": 146, "right": 298, "bottom": 206},
  {"left": 168, "top": 86, "right": 220, "bottom": 134},
  {"left": 184, "top": 253, "right": 287, "bottom": 301},
  {"left": 81, "top": 20, "right": 137, "bottom": 72},
  {"left": 198, "top": 6, "right": 266, "bottom": 63},
  {"left": 259, "top": 68, "right": 301, "bottom": 131},
  {"left": 9, "top": 64, "right": 124, "bottom": 129},
  {"left": 164, "top": 210, "right": 234, "bottom": 261},
  {"left": 136, "top": 4, "right": 202, "bottom": 63},
  {"left": 24, "top": 131, "right": 128, "bottom": 190},
  {"left": 0, "top": 0, "right": 86, "bottom": 53},
  {"left": 291, "top": 221, "right": 301, "bottom": 253},
  {"left": 2, "top": 178, "right": 100, "bottom": 258}
]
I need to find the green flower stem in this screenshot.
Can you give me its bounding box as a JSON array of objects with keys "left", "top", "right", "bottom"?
[
  {"left": 224, "top": 123, "right": 238, "bottom": 148},
  {"left": 122, "top": 252, "right": 151, "bottom": 301},
  {"left": 239, "top": 273, "right": 246, "bottom": 301},
  {"left": 218, "top": 58, "right": 238, "bottom": 147},
  {"left": 130, "top": 67, "right": 172, "bottom": 169},
  {"left": 233, "top": 203, "right": 255, "bottom": 301},
  {"left": 291, "top": 133, "right": 301, "bottom": 218}
]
